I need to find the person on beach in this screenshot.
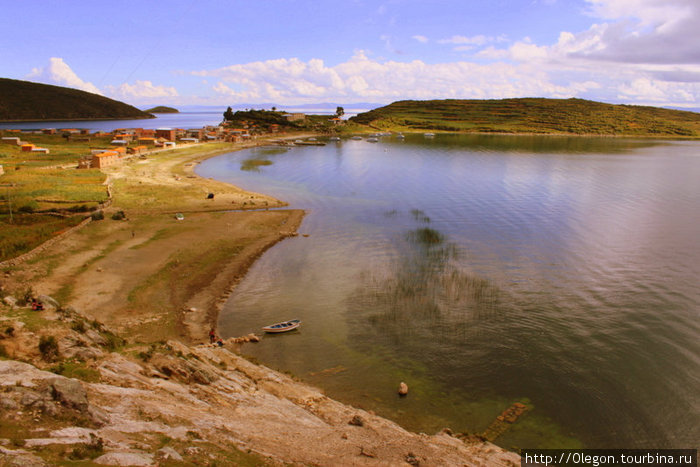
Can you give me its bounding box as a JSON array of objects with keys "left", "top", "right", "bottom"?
[
  {"left": 31, "top": 299, "right": 44, "bottom": 311},
  {"left": 209, "top": 328, "right": 216, "bottom": 343}
]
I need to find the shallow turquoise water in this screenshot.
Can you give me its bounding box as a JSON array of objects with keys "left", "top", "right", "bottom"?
[{"left": 198, "top": 134, "right": 700, "bottom": 450}]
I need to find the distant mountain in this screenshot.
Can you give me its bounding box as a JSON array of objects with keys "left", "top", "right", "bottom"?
[
  {"left": 0, "top": 78, "right": 154, "bottom": 121},
  {"left": 350, "top": 98, "right": 700, "bottom": 137},
  {"left": 144, "top": 106, "right": 179, "bottom": 113}
]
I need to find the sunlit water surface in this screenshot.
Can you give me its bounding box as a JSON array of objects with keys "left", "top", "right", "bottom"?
[{"left": 197, "top": 134, "right": 700, "bottom": 450}]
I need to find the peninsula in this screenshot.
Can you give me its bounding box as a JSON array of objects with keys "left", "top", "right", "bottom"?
[
  {"left": 349, "top": 98, "right": 700, "bottom": 137},
  {"left": 0, "top": 78, "right": 154, "bottom": 121}
]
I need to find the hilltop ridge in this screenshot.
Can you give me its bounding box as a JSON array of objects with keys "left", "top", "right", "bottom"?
[
  {"left": 349, "top": 98, "right": 700, "bottom": 137},
  {"left": 0, "top": 78, "right": 154, "bottom": 122}
]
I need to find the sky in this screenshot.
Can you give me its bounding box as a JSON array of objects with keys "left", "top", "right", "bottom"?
[{"left": 2, "top": 0, "right": 699, "bottom": 109}]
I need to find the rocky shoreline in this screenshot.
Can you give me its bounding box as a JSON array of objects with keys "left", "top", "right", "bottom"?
[{"left": 0, "top": 303, "right": 520, "bottom": 466}]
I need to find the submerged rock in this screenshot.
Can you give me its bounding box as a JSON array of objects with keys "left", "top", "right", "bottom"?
[{"left": 398, "top": 382, "right": 409, "bottom": 396}]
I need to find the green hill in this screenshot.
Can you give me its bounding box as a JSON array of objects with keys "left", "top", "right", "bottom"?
[
  {"left": 349, "top": 98, "right": 700, "bottom": 137},
  {"left": 144, "top": 106, "right": 179, "bottom": 113},
  {"left": 0, "top": 78, "right": 154, "bottom": 121}
]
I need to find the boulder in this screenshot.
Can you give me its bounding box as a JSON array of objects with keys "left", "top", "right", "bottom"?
[
  {"left": 37, "top": 295, "right": 59, "bottom": 310},
  {"left": 48, "top": 377, "right": 88, "bottom": 413},
  {"left": 349, "top": 415, "right": 364, "bottom": 427},
  {"left": 398, "top": 382, "right": 409, "bottom": 396},
  {"left": 93, "top": 452, "right": 154, "bottom": 466},
  {"left": 3, "top": 296, "right": 17, "bottom": 307},
  {"left": 157, "top": 446, "right": 183, "bottom": 461}
]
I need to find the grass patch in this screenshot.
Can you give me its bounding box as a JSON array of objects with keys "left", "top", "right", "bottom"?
[
  {"left": 0, "top": 214, "right": 85, "bottom": 262},
  {"left": 50, "top": 359, "right": 101, "bottom": 383}
]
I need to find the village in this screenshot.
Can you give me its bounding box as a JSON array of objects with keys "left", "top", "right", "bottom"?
[
  {"left": 0, "top": 110, "right": 342, "bottom": 174},
  {"left": 1, "top": 123, "right": 253, "bottom": 170}
]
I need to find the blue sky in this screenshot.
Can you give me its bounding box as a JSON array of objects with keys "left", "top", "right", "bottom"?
[{"left": 2, "top": 0, "right": 699, "bottom": 109}]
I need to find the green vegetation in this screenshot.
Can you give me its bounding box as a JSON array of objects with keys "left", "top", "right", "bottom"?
[
  {"left": 349, "top": 98, "right": 700, "bottom": 137},
  {"left": 222, "top": 108, "right": 340, "bottom": 133},
  {"left": 38, "top": 335, "right": 59, "bottom": 361},
  {"left": 144, "top": 106, "right": 179, "bottom": 113},
  {"left": 0, "top": 131, "right": 112, "bottom": 262},
  {"left": 51, "top": 359, "right": 101, "bottom": 382},
  {"left": 0, "top": 78, "right": 154, "bottom": 121}
]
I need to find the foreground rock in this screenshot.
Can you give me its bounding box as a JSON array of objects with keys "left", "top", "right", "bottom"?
[{"left": 0, "top": 343, "right": 520, "bottom": 466}]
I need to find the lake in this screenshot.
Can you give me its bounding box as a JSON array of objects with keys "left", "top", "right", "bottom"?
[
  {"left": 197, "top": 134, "right": 700, "bottom": 450},
  {"left": 0, "top": 107, "right": 366, "bottom": 132},
  {"left": 0, "top": 112, "right": 225, "bottom": 132}
]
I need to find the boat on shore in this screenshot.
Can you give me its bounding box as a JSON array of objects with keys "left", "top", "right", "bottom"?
[{"left": 262, "top": 319, "right": 301, "bottom": 333}]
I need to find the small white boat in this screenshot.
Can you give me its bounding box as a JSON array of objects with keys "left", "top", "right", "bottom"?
[
  {"left": 329, "top": 136, "right": 340, "bottom": 142},
  {"left": 262, "top": 319, "right": 301, "bottom": 333},
  {"left": 367, "top": 137, "right": 379, "bottom": 142},
  {"left": 351, "top": 136, "right": 362, "bottom": 140},
  {"left": 424, "top": 132, "right": 435, "bottom": 137},
  {"left": 174, "top": 213, "right": 185, "bottom": 221}
]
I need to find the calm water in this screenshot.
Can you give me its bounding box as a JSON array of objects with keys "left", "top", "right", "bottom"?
[
  {"left": 197, "top": 134, "right": 700, "bottom": 450},
  {"left": 0, "top": 112, "right": 224, "bottom": 131}
]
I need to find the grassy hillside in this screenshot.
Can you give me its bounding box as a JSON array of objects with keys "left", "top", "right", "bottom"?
[
  {"left": 349, "top": 98, "right": 700, "bottom": 137},
  {"left": 0, "top": 78, "right": 154, "bottom": 121}
]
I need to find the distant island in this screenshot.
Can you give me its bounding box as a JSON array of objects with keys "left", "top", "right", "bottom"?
[
  {"left": 0, "top": 78, "right": 154, "bottom": 121},
  {"left": 144, "top": 106, "right": 179, "bottom": 113},
  {"left": 349, "top": 98, "right": 700, "bottom": 137}
]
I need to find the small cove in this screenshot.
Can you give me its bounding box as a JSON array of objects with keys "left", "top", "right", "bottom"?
[{"left": 197, "top": 134, "right": 700, "bottom": 449}]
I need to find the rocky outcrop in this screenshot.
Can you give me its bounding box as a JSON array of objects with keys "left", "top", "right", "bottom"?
[{"left": 0, "top": 305, "right": 520, "bottom": 466}]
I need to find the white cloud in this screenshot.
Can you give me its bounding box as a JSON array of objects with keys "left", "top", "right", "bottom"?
[
  {"left": 103, "top": 80, "right": 179, "bottom": 101},
  {"left": 27, "top": 57, "right": 102, "bottom": 95},
  {"left": 26, "top": 58, "right": 179, "bottom": 105},
  {"left": 189, "top": 1, "right": 700, "bottom": 108},
  {"left": 573, "top": 0, "right": 700, "bottom": 64},
  {"left": 194, "top": 51, "right": 594, "bottom": 105}
]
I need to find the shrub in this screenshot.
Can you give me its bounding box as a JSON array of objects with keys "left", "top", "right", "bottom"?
[
  {"left": 90, "top": 210, "right": 104, "bottom": 221},
  {"left": 111, "top": 210, "right": 126, "bottom": 220},
  {"left": 20, "top": 286, "right": 35, "bottom": 306},
  {"left": 38, "top": 335, "right": 59, "bottom": 361},
  {"left": 102, "top": 332, "right": 124, "bottom": 352},
  {"left": 68, "top": 434, "right": 104, "bottom": 460},
  {"left": 71, "top": 319, "right": 86, "bottom": 333}
]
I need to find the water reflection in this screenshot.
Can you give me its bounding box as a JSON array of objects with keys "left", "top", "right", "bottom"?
[
  {"left": 199, "top": 135, "right": 700, "bottom": 450},
  {"left": 348, "top": 212, "right": 502, "bottom": 348}
]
